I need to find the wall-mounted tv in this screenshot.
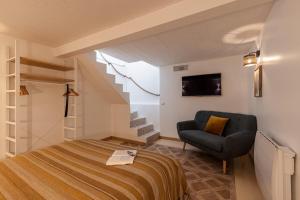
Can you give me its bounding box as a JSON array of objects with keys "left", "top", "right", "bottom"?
[{"left": 182, "top": 73, "right": 221, "bottom": 96}]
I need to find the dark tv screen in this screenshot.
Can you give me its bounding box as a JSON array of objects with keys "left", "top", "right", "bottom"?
[{"left": 182, "top": 73, "right": 221, "bottom": 96}]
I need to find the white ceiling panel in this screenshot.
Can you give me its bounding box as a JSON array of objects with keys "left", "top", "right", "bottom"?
[
  {"left": 101, "top": 3, "right": 273, "bottom": 66},
  {"left": 0, "top": 0, "right": 183, "bottom": 46}
]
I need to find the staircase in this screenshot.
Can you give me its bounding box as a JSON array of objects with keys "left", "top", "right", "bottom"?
[
  {"left": 78, "top": 52, "right": 130, "bottom": 104},
  {"left": 78, "top": 52, "right": 160, "bottom": 144},
  {"left": 130, "top": 111, "right": 160, "bottom": 144}
]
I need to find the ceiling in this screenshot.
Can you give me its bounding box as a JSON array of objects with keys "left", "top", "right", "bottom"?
[
  {"left": 0, "top": 0, "right": 182, "bottom": 46},
  {"left": 101, "top": 3, "right": 273, "bottom": 66}
]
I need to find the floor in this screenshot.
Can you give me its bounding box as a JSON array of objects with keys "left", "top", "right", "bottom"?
[
  {"left": 234, "top": 156, "right": 264, "bottom": 200},
  {"left": 156, "top": 139, "right": 264, "bottom": 200},
  {"left": 108, "top": 138, "right": 264, "bottom": 200}
]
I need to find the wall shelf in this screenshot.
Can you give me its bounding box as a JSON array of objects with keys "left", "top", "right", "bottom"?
[
  {"left": 20, "top": 73, "right": 74, "bottom": 84},
  {"left": 5, "top": 152, "right": 15, "bottom": 158},
  {"left": 5, "top": 121, "right": 16, "bottom": 125},
  {"left": 4, "top": 41, "right": 79, "bottom": 156},
  {"left": 6, "top": 106, "right": 16, "bottom": 109},
  {"left": 6, "top": 74, "right": 16, "bottom": 77},
  {"left": 6, "top": 137, "right": 16, "bottom": 142},
  {"left": 10, "top": 57, "right": 74, "bottom": 71},
  {"left": 64, "top": 127, "right": 76, "bottom": 131},
  {"left": 6, "top": 57, "right": 15, "bottom": 62},
  {"left": 66, "top": 116, "right": 76, "bottom": 119}
]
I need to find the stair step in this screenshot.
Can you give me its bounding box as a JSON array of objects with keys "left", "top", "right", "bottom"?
[
  {"left": 130, "top": 117, "right": 146, "bottom": 127},
  {"left": 114, "top": 83, "right": 124, "bottom": 92},
  {"left": 130, "top": 112, "right": 138, "bottom": 120},
  {"left": 105, "top": 72, "right": 124, "bottom": 92},
  {"left": 137, "top": 124, "right": 154, "bottom": 136},
  {"left": 5, "top": 152, "right": 15, "bottom": 158},
  {"left": 64, "top": 138, "right": 74, "bottom": 142},
  {"left": 106, "top": 73, "right": 115, "bottom": 79},
  {"left": 140, "top": 131, "right": 160, "bottom": 144},
  {"left": 122, "top": 92, "right": 130, "bottom": 101}
]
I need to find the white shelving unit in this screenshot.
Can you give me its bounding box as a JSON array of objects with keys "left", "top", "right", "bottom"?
[
  {"left": 4, "top": 40, "right": 78, "bottom": 157},
  {"left": 4, "top": 40, "right": 20, "bottom": 157},
  {"left": 63, "top": 57, "right": 79, "bottom": 141}
]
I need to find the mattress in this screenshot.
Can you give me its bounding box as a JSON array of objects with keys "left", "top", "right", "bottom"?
[{"left": 0, "top": 140, "right": 187, "bottom": 200}]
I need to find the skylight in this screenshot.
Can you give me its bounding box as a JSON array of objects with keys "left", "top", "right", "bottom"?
[
  {"left": 95, "top": 50, "right": 158, "bottom": 69},
  {"left": 95, "top": 50, "right": 127, "bottom": 66}
]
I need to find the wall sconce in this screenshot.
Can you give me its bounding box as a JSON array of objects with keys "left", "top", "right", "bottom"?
[
  {"left": 20, "top": 85, "right": 29, "bottom": 96},
  {"left": 243, "top": 50, "right": 260, "bottom": 67}
]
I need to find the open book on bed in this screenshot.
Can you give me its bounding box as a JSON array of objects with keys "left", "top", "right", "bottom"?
[{"left": 106, "top": 150, "right": 137, "bottom": 166}]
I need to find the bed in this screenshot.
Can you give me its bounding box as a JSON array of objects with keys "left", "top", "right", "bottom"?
[{"left": 0, "top": 140, "right": 187, "bottom": 200}]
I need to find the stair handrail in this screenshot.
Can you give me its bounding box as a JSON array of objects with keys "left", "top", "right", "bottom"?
[{"left": 99, "top": 53, "right": 160, "bottom": 97}]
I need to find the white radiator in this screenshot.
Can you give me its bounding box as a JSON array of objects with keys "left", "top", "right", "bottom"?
[{"left": 254, "top": 132, "right": 295, "bottom": 200}]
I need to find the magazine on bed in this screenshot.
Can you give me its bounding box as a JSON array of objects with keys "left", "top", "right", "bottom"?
[{"left": 106, "top": 150, "right": 137, "bottom": 166}]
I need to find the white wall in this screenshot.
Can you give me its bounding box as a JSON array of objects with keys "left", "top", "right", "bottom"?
[
  {"left": 126, "top": 61, "right": 160, "bottom": 130},
  {"left": 160, "top": 55, "right": 250, "bottom": 137},
  {"left": 249, "top": 1, "right": 300, "bottom": 199},
  {"left": 99, "top": 51, "right": 161, "bottom": 131},
  {"left": 126, "top": 61, "right": 160, "bottom": 104},
  {"left": 111, "top": 104, "right": 137, "bottom": 140},
  {"left": 77, "top": 66, "right": 112, "bottom": 139}
]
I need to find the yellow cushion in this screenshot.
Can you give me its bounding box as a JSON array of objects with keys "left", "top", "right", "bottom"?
[{"left": 204, "top": 115, "right": 229, "bottom": 135}]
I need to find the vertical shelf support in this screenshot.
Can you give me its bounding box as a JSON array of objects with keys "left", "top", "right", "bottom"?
[
  {"left": 4, "top": 40, "right": 19, "bottom": 157},
  {"left": 4, "top": 40, "right": 80, "bottom": 154},
  {"left": 15, "top": 40, "right": 20, "bottom": 155},
  {"left": 63, "top": 57, "right": 78, "bottom": 141},
  {"left": 73, "top": 57, "right": 78, "bottom": 140}
]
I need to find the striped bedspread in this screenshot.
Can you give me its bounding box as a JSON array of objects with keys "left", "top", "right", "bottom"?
[{"left": 0, "top": 140, "right": 187, "bottom": 200}]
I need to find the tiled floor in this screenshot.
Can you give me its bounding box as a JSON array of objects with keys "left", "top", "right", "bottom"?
[
  {"left": 145, "top": 143, "right": 236, "bottom": 200},
  {"left": 155, "top": 139, "right": 264, "bottom": 200}
]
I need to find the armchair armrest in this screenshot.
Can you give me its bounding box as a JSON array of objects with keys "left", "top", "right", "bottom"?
[
  {"left": 177, "top": 120, "right": 197, "bottom": 132},
  {"left": 223, "top": 131, "right": 256, "bottom": 158}
]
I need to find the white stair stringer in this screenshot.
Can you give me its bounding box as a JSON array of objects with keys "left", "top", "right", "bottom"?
[
  {"left": 78, "top": 52, "right": 143, "bottom": 143},
  {"left": 77, "top": 52, "right": 159, "bottom": 144},
  {"left": 77, "top": 52, "right": 129, "bottom": 104}
]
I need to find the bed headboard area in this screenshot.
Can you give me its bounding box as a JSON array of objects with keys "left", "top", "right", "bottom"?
[{"left": 254, "top": 131, "right": 296, "bottom": 200}]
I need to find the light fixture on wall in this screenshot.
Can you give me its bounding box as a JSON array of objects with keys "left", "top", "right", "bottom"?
[
  {"left": 243, "top": 50, "right": 260, "bottom": 67},
  {"left": 20, "top": 85, "right": 29, "bottom": 96}
]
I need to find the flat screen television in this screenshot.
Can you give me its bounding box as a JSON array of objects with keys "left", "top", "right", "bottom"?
[{"left": 182, "top": 73, "right": 221, "bottom": 96}]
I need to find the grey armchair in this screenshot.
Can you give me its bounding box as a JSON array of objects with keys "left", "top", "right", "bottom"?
[{"left": 177, "top": 111, "right": 257, "bottom": 173}]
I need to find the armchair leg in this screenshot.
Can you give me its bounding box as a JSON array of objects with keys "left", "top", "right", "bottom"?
[
  {"left": 223, "top": 160, "right": 227, "bottom": 174},
  {"left": 183, "top": 142, "right": 186, "bottom": 151}
]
